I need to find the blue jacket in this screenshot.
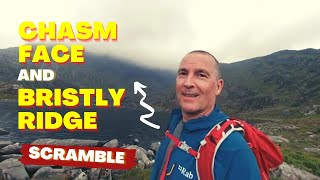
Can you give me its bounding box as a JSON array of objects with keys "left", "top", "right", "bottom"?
[{"left": 150, "top": 106, "right": 261, "bottom": 180}]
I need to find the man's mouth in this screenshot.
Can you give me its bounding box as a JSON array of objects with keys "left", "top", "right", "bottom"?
[{"left": 182, "top": 92, "right": 198, "bottom": 98}]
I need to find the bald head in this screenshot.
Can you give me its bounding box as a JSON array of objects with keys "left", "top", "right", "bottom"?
[{"left": 184, "top": 50, "right": 222, "bottom": 80}]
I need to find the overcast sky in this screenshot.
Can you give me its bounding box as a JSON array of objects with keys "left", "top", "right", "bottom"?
[{"left": 2, "top": 0, "right": 320, "bottom": 69}]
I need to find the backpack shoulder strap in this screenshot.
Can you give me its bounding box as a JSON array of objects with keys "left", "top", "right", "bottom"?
[
  {"left": 165, "top": 130, "right": 199, "bottom": 159},
  {"left": 197, "top": 118, "right": 283, "bottom": 180},
  {"left": 161, "top": 128, "right": 205, "bottom": 180},
  {"left": 159, "top": 120, "right": 184, "bottom": 180},
  {"left": 230, "top": 118, "right": 283, "bottom": 180},
  {"left": 196, "top": 119, "right": 244, "bottom": 180}
]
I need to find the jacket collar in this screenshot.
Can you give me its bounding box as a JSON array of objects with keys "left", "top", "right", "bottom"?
[{"left": 171, "top": 105, "right": 228, "bottom": 132}]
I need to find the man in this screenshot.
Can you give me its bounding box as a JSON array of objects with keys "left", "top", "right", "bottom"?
[{"left": 150, "top": 50, "right": 261, "bottom": 180}]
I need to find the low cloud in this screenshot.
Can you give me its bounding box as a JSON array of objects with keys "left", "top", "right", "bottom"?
[{"left": 2, "top": 0, "right": 320, "bottom": 69}]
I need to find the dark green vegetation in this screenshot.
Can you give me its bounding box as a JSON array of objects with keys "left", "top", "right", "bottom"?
[
  {"left": 1, "top": 47, "right": 319, "bottom": 176},
  {"left": 118, "top": 167, "right": 151, "bottom": 180},
  {"left": 218, "top": 49, "right": 320, "bottom": 176},
  {"left": 237, "top": 108, "right": 320, "bottom": 176},
  {"left": 219, "top": 48, "right": 320, "bottom": 113}
]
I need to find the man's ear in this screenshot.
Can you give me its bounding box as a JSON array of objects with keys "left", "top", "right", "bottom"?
[{"left": 215, "top": 79, "right": 224, "bottom": 96}]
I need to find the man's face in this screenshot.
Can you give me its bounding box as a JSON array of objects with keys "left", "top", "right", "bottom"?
[{"left": 176, "top": 53, "right": 223, "bottom": 120}]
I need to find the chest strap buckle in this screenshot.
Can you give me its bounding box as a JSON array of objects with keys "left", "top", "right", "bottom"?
[{"left": 178, "top": 141, "right": 191, "bottom": 152}]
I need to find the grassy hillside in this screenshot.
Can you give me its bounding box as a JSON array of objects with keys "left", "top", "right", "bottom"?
[{"left": 219, "top": 48, "right": 320, "bottom": 113}]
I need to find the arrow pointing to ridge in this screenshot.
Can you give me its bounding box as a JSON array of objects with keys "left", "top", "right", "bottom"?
[{"left": 134, "top": 81, "right": 160, "bottom": 129}]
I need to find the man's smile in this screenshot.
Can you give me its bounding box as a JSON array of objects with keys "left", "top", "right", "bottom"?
[{"left": 182, "top": 92, "right": 199, "bottom": 98}]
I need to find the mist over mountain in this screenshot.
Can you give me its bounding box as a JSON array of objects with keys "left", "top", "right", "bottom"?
[
  {"left": 0, "top": 47, "right": 176, "bottom": 109},
  {"left": 0, "top": 47, "right": 319, "bottom": 112}
]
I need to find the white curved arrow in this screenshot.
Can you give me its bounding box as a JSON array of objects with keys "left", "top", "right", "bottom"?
[{"left": 134, "top": 81, "right": 160, "bottom": 129}]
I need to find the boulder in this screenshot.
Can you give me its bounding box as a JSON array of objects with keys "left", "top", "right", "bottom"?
[
  {"left": 60, "top": 167, "right": 84, "bottom": 179},
  {"left": 147, "top": 149, "right": 155, "bottom": 160},
  {"left": 125, "top": 145, "right": 148, "bottom": 154},
  {"left": 134, "top": 138, "right": 139, "bottom": 145},
  {"left": 0, "top": 158, "right": 30, "bottom": 180},
  {"left": 74, "top": 172, "right": 88, "bottom": 180},
  {"left": 0, "top": 128, "right": 9, "bottom": 136},
  {"left": 103, "top": 139, "right": 119, "bottom": 148},
  {"left": 150, "top": 141, "right": 161, "bottom": 154},
  {"left": 304, "top": 148, "right": 320, "bottom": 155},
  {"left": 32, "top": 138, "right": 105, "bottom": 147},
  {"left": 137, "top": 159, "right": 145, "bottom": 169},
  {"left": 270, "top": 162, "right": 320, "bottom": 180},
  {"left": 0, "top": 154, "right": 22, "bottom": 162},
  {"left": 146, "top": 160, "right": 154, "bottom": 169},
  {"left": 110, "top": 169, "right": 126, "bottom": 180},
  {"left": 124, "top": 145, "right": 152, "bottom": 168},
  {"left": 269, "top": 136, "right": 289, "bottom": 143},
  {"left": 0, "top": 168, "right": 4, "bottom": 180},
  {"left": 85, "top": 168, "right": 100, "bottom": 180},
  {"left": 0, "top": 141, "right": 12, "bottom": 149},
  {"left": 99, "top": 169, "right": 112, "bottom": 180},
  {"left": 32, "top": 167, "right": 69, "bottom": 180},
  {"left": 0, "top": 143, "right": 21, "bottom": 155},
  {"left": 281, "top": 109, "right": 290, "bottom": 116},
  {"left": 309, "top": 134, "right": 317, "bottom": 138},
  {"left": 283, "top": 125, "right": 298, "bottom": 131},
  {"left": 306, "top": 131, "right": 314, "bottom": 135},
  {"left": 25, "top": 165, "right": 45, "bottom": 177},
  {"left": 85, "top": 168, "right": 112, "bottom": 180},
  {"left": 67, "top": 168, "right": 85, "bottom": 180}
]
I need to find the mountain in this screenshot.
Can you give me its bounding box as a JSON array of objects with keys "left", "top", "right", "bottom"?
[
  {"left": 0, "top": 47, "right": 319, "bottom": 113},
  {"left": 1, "top": 47, "right": 319, "bottom": 177},
  {"left": 218, "top": 48, "right": 320, "bottom": 113},
  {"left": 0, "top": 46, "right": 176, "bottom": 108}
]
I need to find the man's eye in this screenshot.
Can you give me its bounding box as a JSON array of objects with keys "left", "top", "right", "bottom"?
[
  {"left": 178, "top": 71, "right": 187, "bottom": 76},
  {"left": 197, "top": 73, "right": 207, "bottom": 78}
]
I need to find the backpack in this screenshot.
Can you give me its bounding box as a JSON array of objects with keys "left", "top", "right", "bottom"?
[{"left": 164, "top": 118, "right": 283, "bottom": 180}]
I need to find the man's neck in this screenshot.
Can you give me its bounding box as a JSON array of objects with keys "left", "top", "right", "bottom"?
[{"left": 182, "top": 106, "right": 215, "bottom": 122}]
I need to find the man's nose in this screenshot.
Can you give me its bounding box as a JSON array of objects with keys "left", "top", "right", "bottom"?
[{"left": 183, "top": 75, "right": 194, "bottom": 88}]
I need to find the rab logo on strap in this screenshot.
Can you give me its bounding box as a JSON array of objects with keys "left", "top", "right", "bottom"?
[{"left": 178, "top": 165, "right": 194, "bottom": 179}]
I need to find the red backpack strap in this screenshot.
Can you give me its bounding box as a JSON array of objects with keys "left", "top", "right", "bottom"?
[
  {"left": 160, "top": 130, "right": 200, "bottom": 180},
  {"left": 196, "top": 119, "right": 244, "bottom": 180},
  {"left": 196, "top": 118, "right": 283, "bottom": 180},
  {"left": 230, "top": 118, "right": 283, "bottom": 180},
  {"left": 165, "top": 130, "right": 199, "bottom": 159}
]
